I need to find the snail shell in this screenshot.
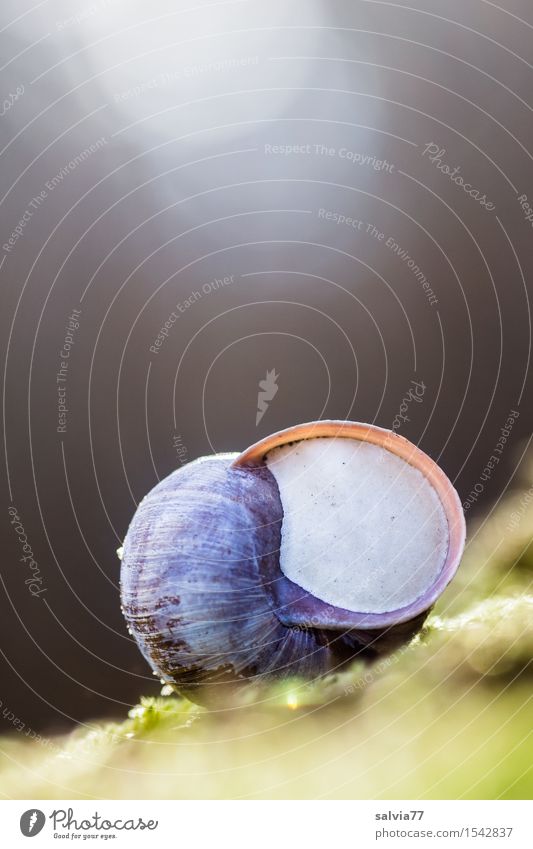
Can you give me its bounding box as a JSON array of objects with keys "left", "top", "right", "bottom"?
[{"left": 120, "top": 421, "right": 465, "bottom": 705}]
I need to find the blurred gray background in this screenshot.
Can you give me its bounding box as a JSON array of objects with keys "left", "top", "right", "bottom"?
[{"left": 1, "top": 0, "right": 532, "bottom": 732}]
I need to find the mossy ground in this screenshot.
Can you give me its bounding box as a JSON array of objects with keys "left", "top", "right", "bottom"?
[{"left": 1, "top": 469, "right": 532, "bottom": 799}]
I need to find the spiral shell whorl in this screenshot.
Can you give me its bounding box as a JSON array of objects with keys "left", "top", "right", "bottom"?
[{"left": 120, "top": 455, "right": 343, "bottom": 702}]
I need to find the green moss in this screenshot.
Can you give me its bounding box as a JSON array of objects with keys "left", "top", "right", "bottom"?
[{"left": 1, "top": 474, "right": 533, "bottom": 799}]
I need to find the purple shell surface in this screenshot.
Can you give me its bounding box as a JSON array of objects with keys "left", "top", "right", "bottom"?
[{"left": 121, "top": 455, "right": 361, "bottom": 704}]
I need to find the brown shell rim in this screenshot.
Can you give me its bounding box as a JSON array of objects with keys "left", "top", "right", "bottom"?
[{"left": 231, "top": 420, "right": 466, "bottom": 627}]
